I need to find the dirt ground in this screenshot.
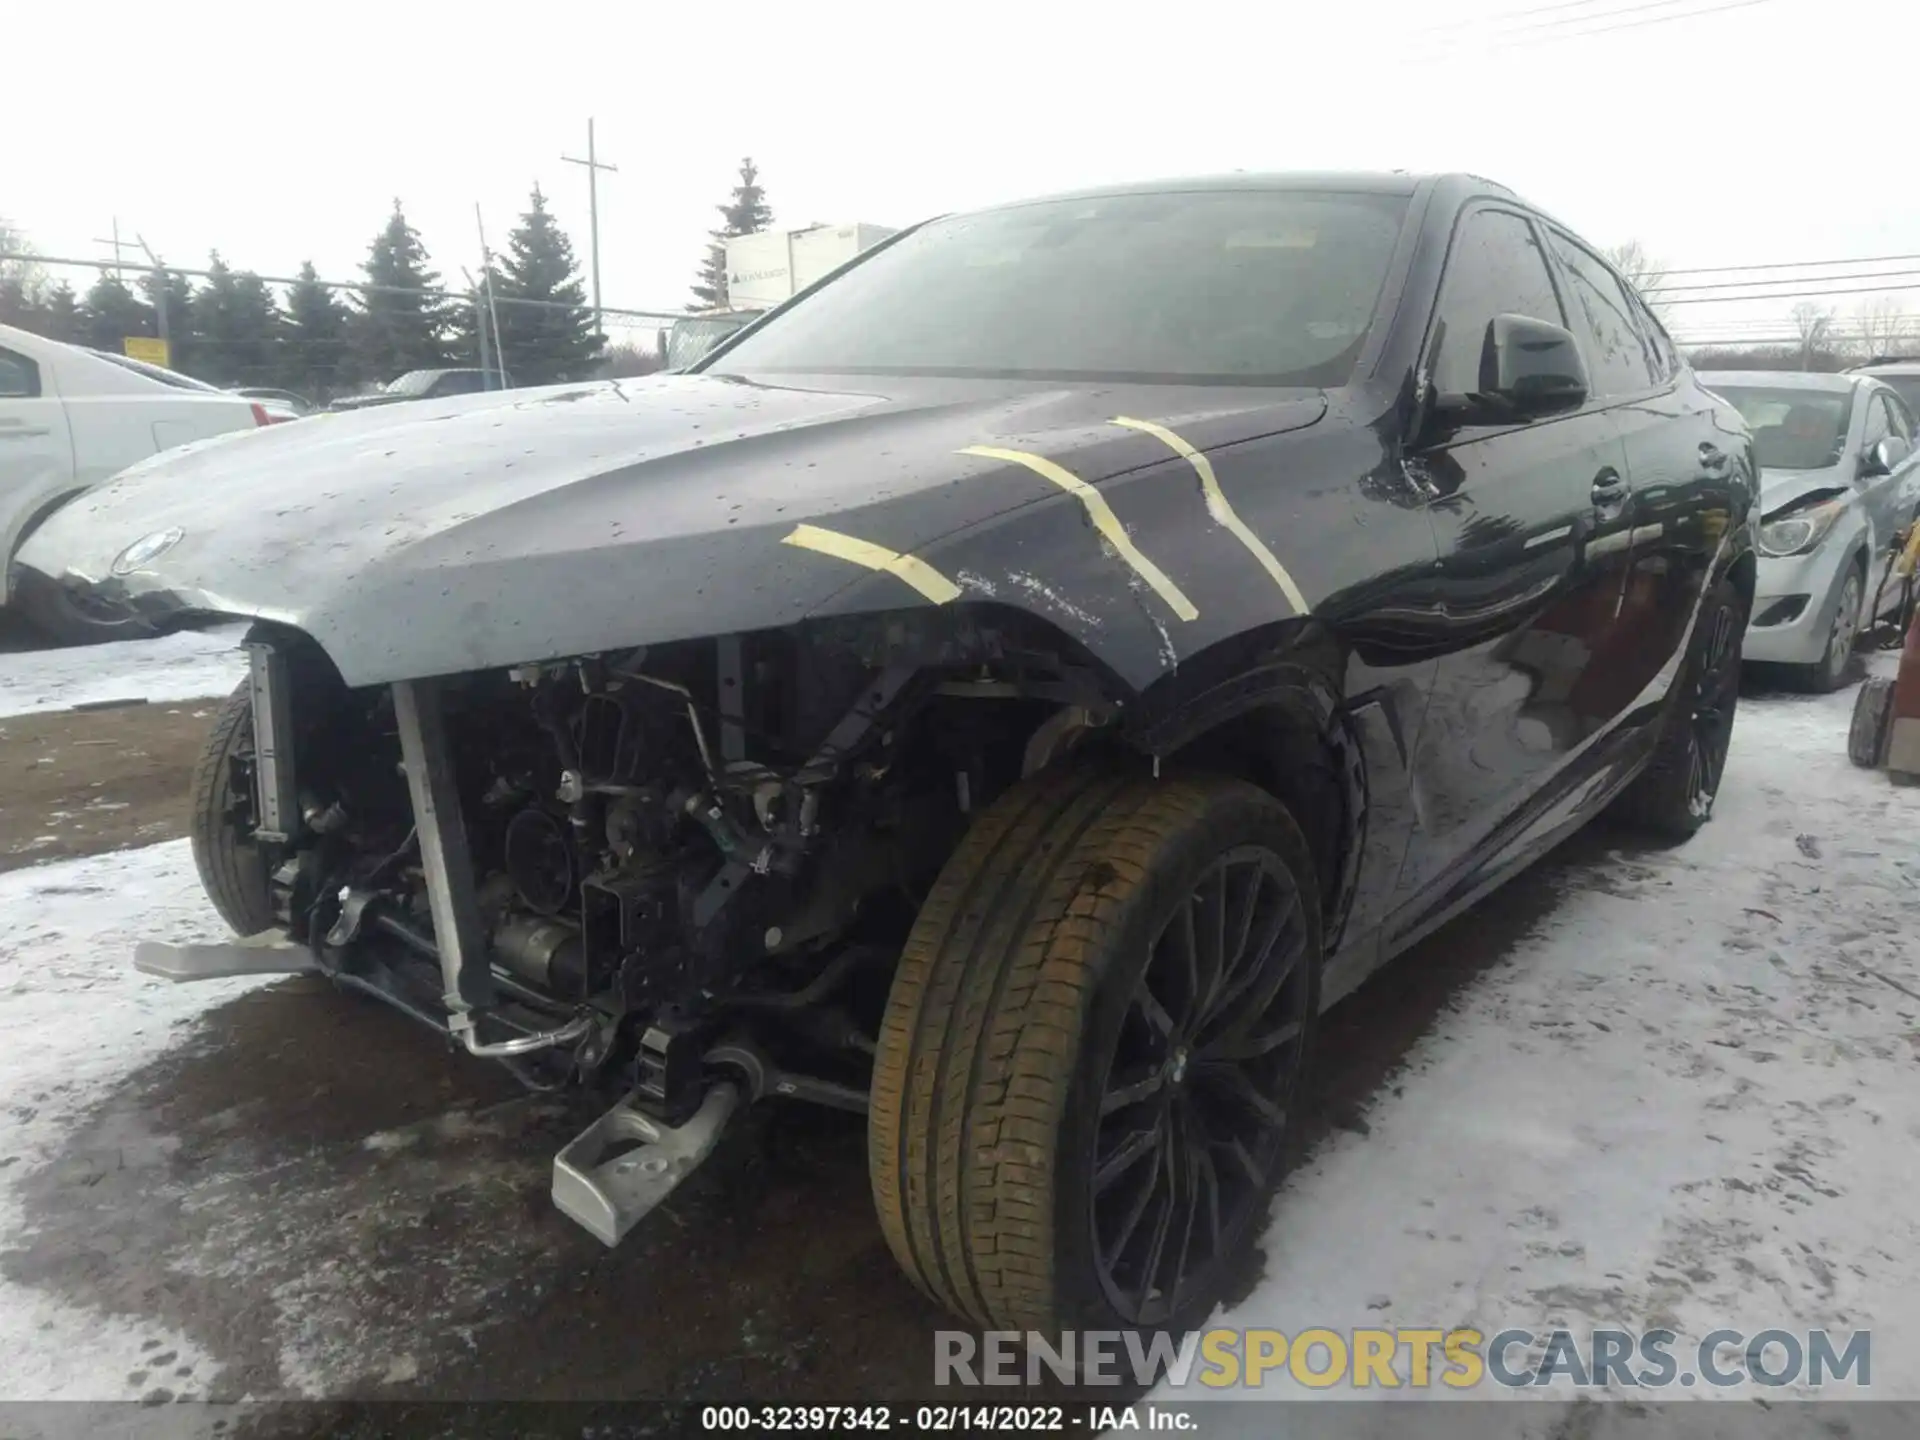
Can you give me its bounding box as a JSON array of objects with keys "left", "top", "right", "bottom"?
[
  {"left": 0, "top": 701, "right": 212, "bottom": 874},
  {"left": 0, "top": 696, "right": 1616, "bottom": 1434}
]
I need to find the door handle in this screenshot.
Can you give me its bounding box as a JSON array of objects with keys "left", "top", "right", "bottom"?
[
  {"left": 0, "top": 426, "right": 51, "bottom": 440},
  {"left": 1591, "top": 469, "right": 1630, "bottom": 512},
  {"left": 1698, "top": 442, "right": 1729, "bottom": 470}
]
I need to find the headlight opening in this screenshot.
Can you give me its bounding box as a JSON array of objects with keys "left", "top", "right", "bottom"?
[{"left": 1758, "top": 499, "right": 1845, "bottom": 558}]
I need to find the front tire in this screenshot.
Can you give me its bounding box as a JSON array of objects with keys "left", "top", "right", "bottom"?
[
  {"left": 18, "top": 579, "right": 155, "bottom": 648},
  {"left": 189, "top": 681, "right": 277, "bottom": 935},
  {"left": 1613, "top": 576, "right": 1745, "bottom": 839},
  {"left": 868, "top": 768, "right": 1321, "bottom": 1334},
  {"left": 1788, "top": 561, "right": 1864, "bottom": 694}
]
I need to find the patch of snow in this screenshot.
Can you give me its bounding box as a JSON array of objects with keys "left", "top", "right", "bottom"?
[
  {"left": 1159, "top": 660, "right": 1920, "bottom": 1417},
  {"left": 0, "top": 625, "right": 248, "bottom": 720},
  {"left": 0, "top": 843, "right": 268, "bottom": 1401}
]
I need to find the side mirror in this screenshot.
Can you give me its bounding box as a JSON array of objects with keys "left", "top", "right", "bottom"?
[
  {"left": 1861, "top": 436, "right": 1909, "bottom": 478},
  {"left": 1478, "top": 313, "right": 1589, "bottom": 417},
  {"left": 1427, "top": 314, "right": 1589, "bottom": 433}
]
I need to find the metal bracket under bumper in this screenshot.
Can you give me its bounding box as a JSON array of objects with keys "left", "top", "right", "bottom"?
[
  {"left": 552, "top": 1082, "right": 740, "bottom": 1246},
  {"left": 134, "top": 933, "right": 317, "bottom": 982}
]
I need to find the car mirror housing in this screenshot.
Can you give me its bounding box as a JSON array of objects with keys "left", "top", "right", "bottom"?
[
  {"left": 1861, "top": 435, "right": 1909, "bottom": 478},
  {"left": 1478, "top": 313, "right": 1589, "bottom": 417},
  {"left": 1425, "top": 314, "right": 1590, "bottom": 434}
]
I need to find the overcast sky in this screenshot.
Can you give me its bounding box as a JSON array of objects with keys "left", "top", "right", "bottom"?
[{"left": 6, "top": 0, "right": 1915, "bottom": 347}]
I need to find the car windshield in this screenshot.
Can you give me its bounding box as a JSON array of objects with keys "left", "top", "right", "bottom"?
[
  {"left": 1710, "top": 385, "right": 1853, "bottom": 471},
  {"left": 86, "top": 349, "right": 223, "bottom": 393},
  {"left": 709, "top": 189, "right": 1410, "bottom": 386},
  {"left": 384, "top": 370, "right": 441, "bottom": 396}
]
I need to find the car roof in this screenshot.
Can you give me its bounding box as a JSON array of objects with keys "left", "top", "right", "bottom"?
[
  {"left": 962, "top": 170, "right": 1514, "bottom": 212},
  {"left": 1697, "top": 370, "right": 1863, "bottom": 393},
  {"left": 1853, "top": 359, "right": 1920, "bottom": 374}
]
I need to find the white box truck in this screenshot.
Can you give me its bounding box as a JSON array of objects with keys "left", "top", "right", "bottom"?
[
  {"left": 724, "top": 223, "right": 898, "bottom": 310},
  {"left": 663, "top": 222, "right": 898, "bottom": 369}
]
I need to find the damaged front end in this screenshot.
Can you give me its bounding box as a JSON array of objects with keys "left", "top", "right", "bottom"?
[{"left": 141, "top": 609, "right": 1117, "bottom": 1245}]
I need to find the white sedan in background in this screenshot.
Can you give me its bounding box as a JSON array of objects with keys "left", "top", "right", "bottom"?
[{"left": 0, "top": 322, "right": 279, "bottom": 643}]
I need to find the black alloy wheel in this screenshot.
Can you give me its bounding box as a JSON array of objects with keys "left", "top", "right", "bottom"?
[
  {"left": 1611, "top": 575, "right": 1746, "bottom": 838},
  {"left": 1092, "top": 845, "right": 1312, "bottom": 1326},
  {"left": 1684, "top": 598, "right": 1741, "bottom": 821}
]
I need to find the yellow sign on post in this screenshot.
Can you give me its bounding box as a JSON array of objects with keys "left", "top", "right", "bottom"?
[{"left": 123, "top": 336, "right": 171, "bottom": 368}]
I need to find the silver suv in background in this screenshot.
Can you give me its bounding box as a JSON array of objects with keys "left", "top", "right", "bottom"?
[{"left": 1700, "top": 370, "right": 1920, "bottom": 689}]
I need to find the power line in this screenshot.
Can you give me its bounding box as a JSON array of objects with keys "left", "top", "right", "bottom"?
[
  {"left": 1416, "top": 0, "right": 1670, "bottom": 36},
  {"left": 1661, "top": 283, "right": 1920, "bottom": 306},
  {"left": 1500, "top": 0, "right": 1728, "bottom": 37},
  {"left": 1419, "top": 0, "right": 1775, "bottom": 53},
  {"left": 1655, "top": 251, "right": 1920, "bottom": 279},
  {"left": 1414, "top": 0, "right": 1619, "bottom": 35},
  {"left": 1652, "top": 269, "right": 1920, "bottom": 295},
  {"left": 1528, "top": 0, "right": 1775, "bottom": 40}
]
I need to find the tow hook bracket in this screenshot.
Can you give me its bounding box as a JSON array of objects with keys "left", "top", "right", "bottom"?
[
  {"left": 552, "top": 1082, "right": 739, "bottom": 1246},
  {"left": 134, "top": 933, "right": 317, "bottom": 982}
]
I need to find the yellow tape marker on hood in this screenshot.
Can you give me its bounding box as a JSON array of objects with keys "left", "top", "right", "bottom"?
[
  {"left": 780, "top": 523, "right": 962, "bottom": 605},
  {"left": 1111, "top": 416, "right": 1308, "bottom": 615},
  {"left": 957, "top": 445, "right": 1199, "bottom": 622}
]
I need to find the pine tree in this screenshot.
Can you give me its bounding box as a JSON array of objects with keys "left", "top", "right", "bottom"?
[
  {"left": 77, "top": 273, "right": 155, "bottom": 354},
  {"left": 447, "top": 261, "right": 507, "bottom": 371},
  {"left": 40, "top": 283, "right": 79, "bottom": 343},
  {"left": 486, "top": 184, "right": 603, "bottom": 385},
  {"left": 0, "top": 276, "right": 43, "bottom": 333},
  {"left": 349, "top": 201, "right": 457, "bottom": 384},
  {"left": 193, "top": 256, "right": 241, "bottom": 382},
  {"left": 0, "top": 219, "right": 45, "bottom": 308},
  {"left": 196, "top": 254, "right": 282, "bottom": 385},
  {"left": 138, "top": 268, "right": 199, "bottom": 374},
  {"left": 690, "top": 241, "right": 728, "bottom": 310},
  {"left": 283, "top": 261, "right": 351, "bottom": 400},
  {"left": 689, "top": 157, "right": 774, "bottom": 310}
]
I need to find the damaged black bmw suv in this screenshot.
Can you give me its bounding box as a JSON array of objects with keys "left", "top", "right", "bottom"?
[{"left": 15, "top": 172, "right": 1756, "bottom": 1336}]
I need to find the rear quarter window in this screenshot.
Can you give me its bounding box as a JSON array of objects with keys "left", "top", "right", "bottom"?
[{"left": 0, "top": 347, "right": 44, "bottom": 398}]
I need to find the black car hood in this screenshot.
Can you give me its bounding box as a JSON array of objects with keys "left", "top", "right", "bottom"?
[{"left": 16, "top": 371, "right": 1325, "bottom": 686}]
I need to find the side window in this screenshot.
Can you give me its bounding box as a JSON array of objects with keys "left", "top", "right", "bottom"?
[
  {"left": 438, "top": 372, "right": 483, "bottom": 396},
  {"left": 1546, "top": 230, "right": 1657, "bottom": 397},
  {"left": 0, "top": 347, "right": 40, "bottom": 399},
  {"left": 1890, "top": 395, "right": 1916, "bottom": 442},
  {"left": 1626, "top": 289, "right": 1678, "bottom": 383},
  {"left": 1862, "top": 391, "right": 1892, "bottom": 450},
  {"left": 1430, "top": 209, "right": 1566, "bottom": 399}
]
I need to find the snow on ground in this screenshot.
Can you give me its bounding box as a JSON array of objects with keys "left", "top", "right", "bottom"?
[
  {"left": 0, "top": 844, "right": 268, "bottom": 1401},
  {"left": 1165, "top": 659, "right": 1920, "bottom": 1427},
  {"left": 0, "top": 646, "right": 1913, "bottom": 1415},
  {"left": 0, "top": 626, "right": 248, "bottom": 720}
]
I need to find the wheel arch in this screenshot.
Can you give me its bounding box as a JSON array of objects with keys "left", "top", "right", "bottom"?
[
  {"left": 4, "top": 485, "right": 90, "bottom": 583},
  {"left": 1726, "top": 544, "right": 1757, "bottom": 620},
  {"left": 1120, "top": 623, "right": 1362, "bottom": 948}
]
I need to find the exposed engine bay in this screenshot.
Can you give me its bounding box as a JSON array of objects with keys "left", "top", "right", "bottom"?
[{"left": 200, "top": 612, "right": 1116, "bottom": 1239}]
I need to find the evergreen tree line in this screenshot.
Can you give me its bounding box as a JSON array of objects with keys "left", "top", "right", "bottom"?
[{"left": 0, "top": 188, "right": 606, "bottom": 401}]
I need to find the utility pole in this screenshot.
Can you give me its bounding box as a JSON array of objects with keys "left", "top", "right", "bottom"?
[
  {"left": 92, "top": 217, "right": 135, "bottom": 281},
  {"left": 561, "top": 118, "right": 617, "bottom": 335},
  {"left": 137, "top": 235, "right": 168, "bottom": 351}
]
